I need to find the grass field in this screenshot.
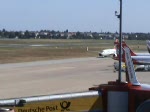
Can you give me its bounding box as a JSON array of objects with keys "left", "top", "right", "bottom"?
[{"left": 0, "top": 39, "right": 148, "bottom": 64}]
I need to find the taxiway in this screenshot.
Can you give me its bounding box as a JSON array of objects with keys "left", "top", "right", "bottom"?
[{"left": 0, "top": 57, "right": 149, "bottom": 99}]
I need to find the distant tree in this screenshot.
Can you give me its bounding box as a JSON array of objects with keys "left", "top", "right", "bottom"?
[
  {"left": 24, "top": 30, "right": 30, "bottom": 39},
  {"left": 92, "top": 32, "right": 99, "bottom": 39},
  {"left": 75, "top": 31, "right": 84, "bottom": 39},
  {"left": 65, "top": 29, "right": 68, "bottom": 33},
  {"left": 0, "top": 30, "right": 2, "bottom": 38},
  {"left": 8, "top": 32, "right": 13, "bottom": 38},
  {"left": 2, "top": 29, "right": 6, "bottom": 33},
  {"left": 4, "top": 31, "right": 9, "bottom": 38},
  {"left": 15, "top": 31, "right": 19, "bottom": 37}
]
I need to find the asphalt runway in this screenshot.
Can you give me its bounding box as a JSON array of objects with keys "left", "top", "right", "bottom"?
[{"left": 0, "top": 57, "right": 149, "bottom": 99}]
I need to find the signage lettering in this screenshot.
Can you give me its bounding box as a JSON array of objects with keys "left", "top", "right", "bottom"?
[
  {"left": 18, "top": 106, "right": 58, "bottom": 112},
  {"left": 46, "top": 106, "right": 58, "bottom": 111},
  {"left": 17, "top": 101, "right": 71, "bottom": 112}
]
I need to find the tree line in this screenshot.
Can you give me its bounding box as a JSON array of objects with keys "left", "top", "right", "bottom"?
[{"left": 0, "top": 29, "right": 150, "bottom": 40}]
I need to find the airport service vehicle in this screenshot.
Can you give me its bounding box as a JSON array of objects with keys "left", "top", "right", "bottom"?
[
  {"left": 99, "top": 49, "right": 116, "bottom": 57},
  {"left": 113, "top": 41, "right": 150, "bottom": 65},
  {"left": 0, "top": 46, "right": 149, "bottom": 112},
  {"left": 114, "top": 61, "right": 150, "bottom": 72},
  {"left": 114, "top": 61, "right": 126, "bottom": 72}
]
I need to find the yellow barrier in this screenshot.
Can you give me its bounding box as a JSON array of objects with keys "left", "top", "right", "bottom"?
[{"left": 14, "top": 96, "right": 103, "bottom": 112}]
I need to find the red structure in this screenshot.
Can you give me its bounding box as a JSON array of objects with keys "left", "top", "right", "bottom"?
[{"left": 90, "top": 81, "right": 150, "bottom": 112}]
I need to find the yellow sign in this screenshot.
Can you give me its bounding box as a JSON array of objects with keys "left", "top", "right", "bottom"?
[{"left": 14, "top": 96, "right": 103, "bottom": 112}]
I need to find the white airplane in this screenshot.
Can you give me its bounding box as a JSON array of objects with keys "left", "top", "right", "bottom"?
[
  {"left": 98, "top": 48, "right": 116, "bottom": 57},
  {"left": 113, "top": 41, "right": 150, "bottom": 65}
]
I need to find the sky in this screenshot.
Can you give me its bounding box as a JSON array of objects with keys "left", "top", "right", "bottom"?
[{"left": 0, "top": 0, "right": 150, "bottom": 33}]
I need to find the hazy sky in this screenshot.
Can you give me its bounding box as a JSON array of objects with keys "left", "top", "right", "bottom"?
[{"left": 0, "top": 0, "right": 150, "bottom": 33}]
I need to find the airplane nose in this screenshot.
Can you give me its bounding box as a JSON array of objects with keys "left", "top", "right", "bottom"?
[
  {"left": 113, "top": 54, "right": 116, "bottom": 58},
  {"left": 112, "top": 54, "right": 118, "bottom": 60},
  {"left": 99, "top": 53, "right": 102, "bottom": 56},
  {"left": 0, "top": 108, "right": 13, "bottom": 112}
]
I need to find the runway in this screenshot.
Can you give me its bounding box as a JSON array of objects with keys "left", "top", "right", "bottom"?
[{"left": 0, "top": 57, "right": 149, "bottom": 99}]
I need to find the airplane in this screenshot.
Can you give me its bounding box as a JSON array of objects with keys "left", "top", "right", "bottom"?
[
  {"left": 98, "top": 39, "right": 120, "bottom": 58},
  {"left": 113, "top": 41, "right": 150, "bottom": 65},
  {"left": 98, "top": 48, "right": 116, "bottom": 57}
]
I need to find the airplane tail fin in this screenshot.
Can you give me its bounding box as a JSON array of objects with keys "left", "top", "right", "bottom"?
[
  {"left": 113, "top": 42, "right": 140, "bottom": 85},
  {"left": 146, "top": 40, "right": 150, "bottom": 53},
  {"left": 124, "top": 47, "right": 140, "bottom": 85},
  {"left": 112, "top": 41, "right": 125, "bottom": 62},
  {"left": 114, "top": 41, "right": 136, "bottom": 56}
]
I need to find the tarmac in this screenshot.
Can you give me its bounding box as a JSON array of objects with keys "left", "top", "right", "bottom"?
[{"left": 0, "top": 57, "right": 149, "bottom": 99}]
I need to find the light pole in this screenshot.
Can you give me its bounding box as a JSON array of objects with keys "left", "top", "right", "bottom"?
[{"left": 115, "top": 0, "right": 122, "bottom": 82}]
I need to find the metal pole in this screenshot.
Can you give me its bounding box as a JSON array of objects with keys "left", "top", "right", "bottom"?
[{"left": 118, "top": 0, "right": 122, "bottom": 82}]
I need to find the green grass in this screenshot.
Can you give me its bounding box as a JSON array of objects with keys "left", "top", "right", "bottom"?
[{"left": 0, "top": 39, "right": 148, "bottom": 63}]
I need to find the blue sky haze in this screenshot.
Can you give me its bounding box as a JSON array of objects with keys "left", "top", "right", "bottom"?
[{"left": 0, "top": 0, "right": 150, "bottom": 33}]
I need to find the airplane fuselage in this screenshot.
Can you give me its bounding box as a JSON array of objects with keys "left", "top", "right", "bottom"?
[
  {"left": 99, "top": 49, "right": 116, "bottom": 57},
  {"left": 131, "top": 56, "right": 150, "bottom": 65}
]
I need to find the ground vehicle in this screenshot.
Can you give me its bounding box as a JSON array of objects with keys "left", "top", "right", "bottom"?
[
  {"left": 113, "top": 61, "right": 126, "bottom": 72},
  {"left": 114, "top": 61, "right": 150, "bottom": 72}
]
